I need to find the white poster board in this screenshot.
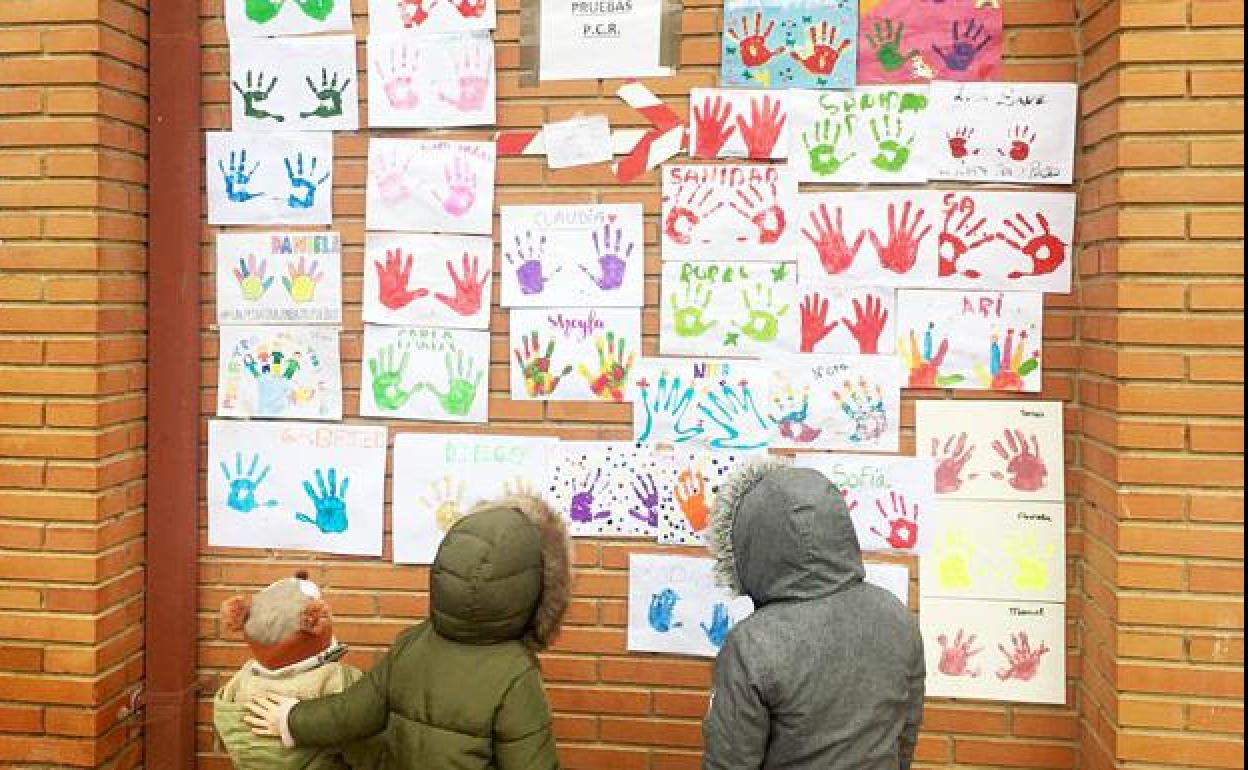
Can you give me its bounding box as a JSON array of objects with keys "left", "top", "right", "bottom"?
[
  {"left": 217, "top": 326, "right": 342, "bottom": 420},
  {"left": 632, "top": 358, "right": 774, "bottom": 451},
  {"left": 207, "top": 131, "right": 334, "bottom": 225},
  {"left": 216, "top": 232, "right": 342, "bottom": 325},
  {"left": 368, "top": 0, "right": 497, "bottom": 33},
  {"left": 362, "top": 233, "right": 492, "bottom": 329},
  {"left": 546, "top": 442, "right": 670, "bottom": 537},
  {"left": 661, "top": 164, "right": 798, "bottom": 262},
  {"left": 792, "top": 453, "right": 934, "bottom": 554},
  {"left": 508, "top": 308, "right": 642, "bottom": 402},
  {"left": 787, "top": 86, "right": 932, "bottom": 184},
  {"left": 766, "top": 354, "right": 902, "bottom": 451},
  {"left": 660, "top": 261, "right": 799, "bottom": 357},
  {"left": 367, "top": 33, "right": 496, "bottom": 128},
  {"left": 360, "top": 325, "right": 490, "bottom": 423},
  {"left": 795, "top": 190, "right": 939, "bottom": 287},
  {"left": 628, "top": 554, "right": 755, "bottom": 658},
  {"left": 538, "top": 0, "right": 668, "bottom": 80},
  {"left": 229, "top": 35, "right": 359, "bottom": 132},
  {"left": 689, "top": 89, "right": 791, "bottom": 160},
  {"left": 794, "top": 282, "right": 895, "bottom": 355},
  {"left": 366, "top": 137, "right": 496, "bottom": 235}
]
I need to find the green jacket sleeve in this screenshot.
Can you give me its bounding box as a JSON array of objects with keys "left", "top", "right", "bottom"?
[
  {"left": 493, "top": 665, "right": 559, "bottom": 770},
  {"left": 288, "top": 638, "right": 405, "bottom": 748},
  {"left": 703, "top": 632, "right": 769, "bottom": 770}
]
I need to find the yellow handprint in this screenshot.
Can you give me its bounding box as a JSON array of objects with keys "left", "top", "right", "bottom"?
[
  {"left": 935, "top": 526, "right": 975, "bottom": 591},
  {"left": 283, "top": 256, "right": 324, "bottom": 304},
  {"left": 420, "top": 475, "right": 466, "bottom": 533},
  {"left": 1003, "top": 531, "right": 1054, "bottom": 592}
]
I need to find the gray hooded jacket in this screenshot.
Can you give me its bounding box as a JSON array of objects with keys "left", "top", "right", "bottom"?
[{"left": 704, "top": 460, "right": 925, "bottom": 770}]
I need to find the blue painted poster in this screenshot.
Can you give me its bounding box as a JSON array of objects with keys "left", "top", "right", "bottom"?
[{"left": 721, "top": 0, "right": 857, "bottom": 89}]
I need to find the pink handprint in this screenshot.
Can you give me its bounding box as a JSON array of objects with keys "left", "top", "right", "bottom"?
[
  {"left": 438, "top": 44, "right": 491, "bottom": 113},
  {"left": 868, "top": 200, "right": 931, "bottom": 275},
  {"left": 937, "top": 629, "right": 982, "bottom": 678},
  {"left": 451, "top": 0, "right": 487, "bottom": 18},
  {"left": 996, "top": 632, "right": 1050, "bottom": 682},
  {"left": 869, "top": 491, "right": 919, "bottom": 550},
  {"left": 931, "top": 432, "right": 976, "bottom": 494},
  {"left": 372, "top": 152, "right": 414, "bottom": 207},
  {"left": 990, "top": 429, "right": 1049, "bottom": 492},
  {"left": 378, "top": 44, "right": 420, "bottom": 109},
  {"left": 434, "top": 154, "right": 478, "bottom": 217}
]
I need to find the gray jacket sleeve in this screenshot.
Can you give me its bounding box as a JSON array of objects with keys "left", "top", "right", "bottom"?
[
  {"left": 703, "top": 632, "right": 768, "bottom": 770},
  {"left": 897, "top": 622, "right": 926, "bottom": 770}
]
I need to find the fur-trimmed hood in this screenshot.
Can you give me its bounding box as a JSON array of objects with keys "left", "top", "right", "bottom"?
[
  {"left": 430, "top": 494, "right": 570, "bottom": 651},
  {"left": 709, "top": 458, "right": 864, "bottom": 606}
]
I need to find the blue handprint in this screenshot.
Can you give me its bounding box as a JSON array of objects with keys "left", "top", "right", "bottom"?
[
  {"left": 648, "top": 588, "right": 681, "bottom": 633},
  {"left": 284, "top": 152, "right": 330, "bottom": 210},
  {"left": 932, "top": 19, "right": 992, "bottom": 72},
  {"left": 700, "top": 602, "right": 732, "bottom": 648},
  {"left": 295, "top": 467, "right": 350, "bottom": 534},
  {"left": 699, "top": 380, "right": 772, "bottom": 450},
  {"left": 635, "top": 371, "right": 704, "bottom": 445},
  {"left": 218, "top": 150, "right": 262, "bottom": 203},
  {"left": 219, "top": 452, "right": 277, "bottom": 513}
]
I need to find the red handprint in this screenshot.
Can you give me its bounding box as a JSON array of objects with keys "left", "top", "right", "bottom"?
[
  {"left": 789, "top": 21, "right": 852, "bottom": 76},
  {"left": 727, "top": 12, "right": 785, "bottom": 68},
  {"left": 398, "top": 0, "right": 438, "bottom": 27},
  {"left": 869, "top": 491, "right": 919, "bottom": 550},
  {"left": 996, "top": 632, "right": 1050, "bottom": 682},
  {"left": 939, "top": 193, "right": 993, "bottom": 278},
  {"left": 663, "top": 180, "right": 722, "bottom": 245},
  {"left": 937, "top": 629, "right": 982, "bottom": 678},
  {"left": 841, "top": 293, "right": 888, "bottom": 354},
  {"left": 451, "top": 0, "right": 487, "bottom": 17},
  {"left": 990, "top": 429, "right": 1049, "bottom": 492},
  {"left": 868, "top": 200, "right": 931, "bottom": 275},
  {"left": 374, "top": 248, "right": 428, "bottom": 310},
  {"left": 801, "top": 203, "right": 864, "bottom": 275},
  {"left": 692, "top": 94, "right": 736, "bottom": 159},
  {"left": 728, "top": 182, "right": 786, "bottom": 244},
  {"left": 799, "top": 292, "right": 837, "bottom": 353},
  {"left": 999, "top": 212, "right": 1067, "bottom": 280},
  {"left": 1001, "top": 125, "right": 1037, "bottom": 162},
  {"left": 931, "top": 432, "right": 975, "bottom": 494},
  {"left": 947, "top": 126, "right": 977, "bottom": 159},
  {"left": 433, "top": 252, "right": 488, "bottom": 316},
  {"left": 736, "top": 94, "right": 787, "bottom": 159}
]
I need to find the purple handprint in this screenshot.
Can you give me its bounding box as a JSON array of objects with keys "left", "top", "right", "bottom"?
[
  {"left": 432, "top": 154, "right": 477, "bottom": 217},
  {"left": 932, "top": 19, "right": 992, "bottom": 72},
  {"left": 569, "top": 469, "right": 611, "bottom": 524},
  {"left": 506, "top": 231, "right": 559, "bottom": 296},
  {"left": 579, "top": 223, "right": 633, "bottom": 291},
  {"left": 627, "top": 473, "right": 660, "bottom": 527}
]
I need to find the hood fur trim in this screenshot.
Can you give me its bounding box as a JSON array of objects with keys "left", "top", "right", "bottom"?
[
  {"left": 709, "top": 456, "right": 791, "bottom": 595},
  {"left": 471, "top": 494, "right": 570, "bottom": 651}
]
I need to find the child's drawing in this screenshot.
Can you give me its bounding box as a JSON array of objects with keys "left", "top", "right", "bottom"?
[
  {"left": 792, "top": 453, "right": 934, "bottom": 554},
  {"left": 217, "top": 326, "right": 341, "bottom": 420},
  {"left": 509, "top": 308, "right": 641, "bottom": 402},
  {"left": 795, "top": 281, "right": 895, "bottom": 355},
  {"left": 857, "top": 0, "right": 1002, "bottom": 84},
  {"left": 547, "top": 443, "right": 676, "bottom": 537},
  {"left": 657, "top": 449, "right": 766, "bottom": 545},
  {"left": 896, "top": 290, "right": 1044, "bottom": 392},
  {"left": 226, "top": 0, "right": 353, "bottom": 38},
  {"left": 767, "top": 355, "right": 901, "bottom": 451},
  {"left": 628, "top": 554, "right": 755, "bottom": 658},
  {"left": 795, "top": 191, "right": 940, "bottom": 285},
  {"left": 216, "top": 232, "right": 342, "bottom": 325},
  {"left": 366, "top": 137, "right": 495, "bottom": 235},
  {"left": 368, "top": 33, "right": 496, "bottom": 128},
  {"left": 363, "top": 233, "right": 492, "bottom": 329},
  {"left": 720, "top": 1, "right": 857, "bottom": 90},
  {"left": 360, "top": 325, "right": 490, "bottom": 423},
  {"left": 391, "top": 434, "right": 557, "bottom": 563},
  {"left": 786, "top": 86, "right": 931, "bottom": 183},
  {"left": 208, "top": 420, "right": 386, "bottom": 556},
  {"left": 230, "top": 35, "right": 359, "bottom": 131},
  {"left": 661, "top": 164, "right": 798, "bottom": 262},
  {"left": 369, "top": 0, "right": 497, "bottom": 34},
  {"left": 207, "top": 132, "right": 333, "bottom": 225},
  {"left": 661, "top": 261, "right": 798, "bottom": 357},
  {"left": 500, "top": 204, "right": 645, "bottom": 307},
  {"left": 689, "top": 89, "right": 791, "bottom": 160},
  {"left": 631, "top": 358, "right": 774, "bottom": 451}
]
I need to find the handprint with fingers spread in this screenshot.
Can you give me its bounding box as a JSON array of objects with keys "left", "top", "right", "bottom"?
[
  {"left": 232, "top": 71, "right": 284, "bottom": 123},
  {"left": 900, "top": 322, "right": 962, "bottom": 388},
  {"left": 580, "top": 224, "right": 633, "bottom": 292},
  {"left": 570, "top": 468, "right": 611, "bottom": 524},
  {"left": 869, "top": 491, "right": 919, "bottom": 550},
  {"left": 416, "top": 350, "right": 483, "bottom": 417},
  {"left": 932, "top": 19, "right": 992, "bottom": 73},
  {"left": 433, "top": 252, "right": 488, "bottom": 317},
  {"left": 246, "top": 0, "right": 284, "bottom": 23},
  {"left": 998, "top": 212, "right": 1068, "bottom": 280},
  {"left": 736, "top": 94, "right": 787, "bottom": 159},
  {"left": 368, "top": 344, "right": 417, "bottom": 411},
  {"left": 990, "top": 428, "right": 1049, "bottom": 492},
  {"left": 292, "top": 0, "right": 336, "bottom": 20},
  {"left": 701, "top": 603, "right": 732, "bottom": 648},
  {"left": 234, "top": 254, "right": 274, "bottom": 302},
  {"left": 635, "top": 372, "right": 704, "bottom": 445},
  {"left": 295, "top": 468, "right": 350, "bottom": 534},
  {"left": 378, "top": 45, "right": 420, "bottom": 109},
  {"left": 514, "top": 331, "right": 572, "bottom": 397},
  {"left": 669, "top": 282, "right": 717, "bottom": 339},
  {"left": 869, "top": 115, "right": 915, "bottom": 173},
  {"left": 438, "top": 45, "right": 491, "bottom": 112},
  {"left": 833, "top": 377, "right": 888, "bottom": 444},
  {"left": 866, "top": 17, "right": 916, "bottom": 72},
  {"left": 220, "top": 452, "right": 278, "bottom": 513},
  {"left": 284, "top": 152, "right": 330, "bottom": 210},
  {"left": 1004, "top": 531, "right": 1054, "bottom": 591},
  {"left": 935, "top": 526, "right": 975, "bottom": 590},
  {"left": 770, "top": 382, "right": 821, "bottom": 444},
  {"left": 699, "top": 380, "right": 771, "bottom": 450},
  {"left": 398, "top": 0, "right": 438, "bottom": 27},
  {"left": 501, "top": 477, "right": 534, "bottom": 498},
  {"left": 931, "top": 432, "right": 976, "bottom": 494},
  {"left": 938, "top": 193, "right": 993, "bottom": 278},
  {"left": 506, "top": 231, "right": 558, "bottom": 296},
  {"left": 282, "top": 257, "right": 323, "bottom": 303},
  {"left": 372, "top": 152, "right": 414, "bottom": 207},
  {"left": 937, "top": 629, "right": 982, "bottom": 678},
  {"left": 975, "top": 328, "right": 1039, "bottom": 391},
  {"left": 433, "top": 154, "right": 478, "bottom": 217},
  {"left": 842, "top": 293, "right": 889, "bottom": 354},
  {"left": 802, "top": 119, "right": 855, "bottom": 177},
  {"left": 1001, "top": 125, "right": 1036, "bottom": 162},
  {"left": 730, "top": 283, "right": 789, "bottom": 346},
  {"left": 947, "top": 126, "right": 978, "bottom": 159},
  {"left": 673, "top": 467, "right": 710, "bottom": 531},
  {"left": 789, "top": 21, "right": 851, "bottom": 77},
  {"left": 997, "top": 632, "right": 1050, "bottom": 682},
  {"left": 578, "top": 332, "right": 635, "bottom": 403},
  {"left": 799, "top": 292, "right": 837, "bottom": 353},
  {"left": 663, "top": 180, "right": 723, "bottom": 245},
  {"left": 729, "top": 182, "right": 786, "bottom": 244},
  {"left": 868, "top": 200, "right": 930, "bottom": 274},
  {"left": 299, "top": 68, "right": 351, "bottom": 120},
  {"left": 727, "top": 11, "right": 786, "bottom": 69},
  {"left": 628, "top": 473, "right": 661, "bottom": 528},
  {"left": 374, "top": 248, "right": 428, "bottom": 310},
  {"left": 692, "top": 94, "right": 736, "bottom": 158},
  {"left": 802, "top": 202, "right": 864, "bottom": 275},
  {"left": 648, "top": 588, "right": 681, "bottom": 633},
  {"left": 420, "top": 476, "right": 466, "bottom": 532},
  {"left": 218, "top": 150, "right": 263, "bottom": 203}
]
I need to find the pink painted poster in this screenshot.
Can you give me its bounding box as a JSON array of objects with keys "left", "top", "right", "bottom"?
[{"left": 857, "top": 0, "right": 1003, "bottom": 84}]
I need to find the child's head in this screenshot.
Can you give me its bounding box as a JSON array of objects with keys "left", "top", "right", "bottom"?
[
  {"left": 430, "top": 494, "right": 570, "bottom": 650},
  {"left": 221, "top": 571, "right": 334, "bottom": 670}
]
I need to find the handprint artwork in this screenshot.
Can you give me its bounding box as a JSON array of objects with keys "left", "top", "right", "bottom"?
[
  {"left": 509, "top": 309, "right": 641, "bottom": 401},
  {"left": 786, "top": 87, "right": 932, "bottom": 184},
  {"left": 796, "top": 192, "right": 939, "bottom": 285},
  {"left": 419, "top": 476, "right": 467, "bottom": 533},
  {"left": 796, "top": 286, "right": 896, "bottom": 354},
  {"left": 499, "top": 205, "right": 644, "bottom": 307},
  {"left": 207, "top": 132, "right": 333, "bottom": 225},
  {"left": 218, "top": 327, "right": 341, "bottom": 420},
  {"left": 658, "top": 450, "right": 763, "bottom": 545},
  {"left": 768, "top": 355, "right": 902, "bottom": 451},
  {"left": 368, "top": 33, "right": 496, "bottom": 128},
  {"left": 632, "top": 358, "right": 772, "bottom": 450},
  {"left": 689, "top": 88, "right": 790, "bottom": 160},
  {"left": 226, "top": 0, "right": 353, "bottom": 38},
  {"left": 548, "top": 443, "right": 673, "bottom": 537},
  {"left": 367, "top": 0, "right": 496, "bottom": 33},
  {"left": 366, "top": 138, "right": 495, "bottom": 235},
  {"left": 217, "top": 232, "right": 344, "bottom": 325},
  {"left": 363, "top": 234, "right": 492, "bottom": 329},
  {"left": 720, "top": 3, "right": 857, "bottom": 89},
  {"left": 360, "top": 325, "right": 489, "bottom": 422},
  {"left": 661, "top": 261, "right": 798, "bottom": 356},
  {"left": 661, "top": 165, "right": 798, "bottom": 262},
  {"left": 208, "top": 421, "right": 386, "bottom": 556},
  {"left": 228, "top": 36, "right": 358, "bottom": 131},
  {"left": 629, "top": 554, "right": 754, "bottom": 658},
  {"left": 857, "top": 0, "right": 1002, "bottom": 84}
]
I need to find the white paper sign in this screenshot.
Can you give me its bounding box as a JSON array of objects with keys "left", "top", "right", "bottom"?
[
  {"left": 368, "top": 0, "right": 497, "bottom": 33},
  {"left": 689, "top": 89, "right": 790, "bottom": 160},
  {"left": 500, "top": 204, "right": 644, "bottom": 307},
  {"left": 929, "top": 82, "right": 1078, "bottom": 185},
  {"left": 216, "top": 232, "right": 342, "bottom": 325},
  {"left": 661, "top": 164, "right": 798, "bottom": 262},
  {"left": 792, "top": 453, "right": 935, "bottom": 554},
  {"left": 628, "top": 554, "right": 755, "bottom": 658},
  {"left": 794, "top": 283, "right": 895, "bottom": 355},
  {"left": 660, "top": 261, "right": 799, "bottom": 357},
  {"left": 795, "top": 190, "right": 939, "bottom": 287},
  {"left": 217, "top": 326, "right": 342, "bottom": 420},
  {"left": 539, "top": 0, "right": 668, "bottom": 80},
  {"left": 363, "top": 233, "right": 492, "bottom": 329},
  {"left": 207, "top": 131, "right": 333, "bottom": 225},
  {"left": 767, "top": 354, "right": 902, "bottom": 451},
  {"left": 225, "top": 0, "right": 354, "bottom": 38},
  {"left": 368, "top": 33, "right": 496, "bottom": 128},
  {"left": 509, "top": 308, "right": 642, "bottom": 402},
  {"left": 897, "top": 290, "right": 1044, "bottom": 392},
  {"left": 921, "top": 597, "right": 1066, "bottom": 704},
  {"left": 230, "top": 35, "right": 359, "bottom": 132},
  {"left": 787, "top": 86, "right": 932, "bottom": 184},
  {"left": 366, "top": 137, "right": 495, "bottom": 235},
  {"left": 391, "top": 433, "right": 557, "bottom": 564},
  {"left": 546, "top": 442, "right": 670, "bottom": 537},
  {"left": 865, "top": 562, "right": 910, "bottom": 607},
  {"left": 208, "top": 420, "right": 386, "bottom": 556},
  {"left": 657, "top": 449, "right": 766, "bottom": 545},
  {"left": 632, "top": 358, "right": 774, "bottom": 451},
  {"left": 360, "top": 325, "right": 490, "bottom": 423},
  {"left": 544, "top": 116, "right": 613, "bottom": 168},
  {"left": 915, "top": 400, "right": 1065, "bottom": 502}
]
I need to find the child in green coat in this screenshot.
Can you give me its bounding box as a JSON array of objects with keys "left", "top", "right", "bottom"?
[{"left": 245, "top": 495, "right": 571, "bottom": 770}]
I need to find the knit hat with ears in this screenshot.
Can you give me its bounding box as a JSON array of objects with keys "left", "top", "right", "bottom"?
[{"left": 220, "top": 571, "right": 334, "bottom": 671}]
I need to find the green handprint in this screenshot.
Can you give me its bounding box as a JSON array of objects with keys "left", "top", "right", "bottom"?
[
  {"left": 368, "top": 344, "right": 416, "bottom": 411},
  {"left": 232, "top": 70, "right": 284, "bottom": 123},
  {"left": 802, "top": 118, "right": 855, "bottom": 177},
  {"left": 299, "top": 68, "right": 351, "bottom": 120},
  {"left": 866, "top": 18, "right": 916, "bottom": 72},
  {"left": 293, "top": 0, "right": 336, "bottom": 21},
  {"left": 1004, "top": 531, "right": 1054, "bottom": 592},
  {"left": 936, "top": 526, "right": 975, "bottom": 591},
  {"left": 870, "top": 114, "right": 914, "bottom": 173},
  {"left": 670, "top": 281, "right": 717, "bottom": 338},
  {"left": 417, "top": 350, "right": 482, "bottom": 417},
  {"left": 246, "top": 0, "right": 284, "bottom": 23},
  {"left": 730, "top": 283, "right": 789, "bottom": 345}
]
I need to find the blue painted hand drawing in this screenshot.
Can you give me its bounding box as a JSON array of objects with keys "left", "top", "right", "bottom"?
[
  {"left": 296, "top": 467, "right": 350, "bottom": 533},
  {"left": 699, "top": 380, "right": 772, "bottom": 450},
  {"left": 285, "top": 152, "right": 330, "bottom": 210},
  {"left": 219, "top": 452, "right": 277, "bottom": 513},
  {"left": 700, "top": 602, "right": 732, "bottom": 648},
  {"left": 648, "top": 588, "right": 682, "bottom": 633},
  {"left": 218, "top": 150, "right": 263, "bottom": 203},
  {"left": 635, "top": 371, "right": 704, "bottom": 445}
]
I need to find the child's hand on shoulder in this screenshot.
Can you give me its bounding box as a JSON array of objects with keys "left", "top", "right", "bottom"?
[{"left": 245, "top": 693, "right": 298, "bottom": 738}]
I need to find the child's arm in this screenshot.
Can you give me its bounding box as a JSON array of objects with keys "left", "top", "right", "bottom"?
[
  {"left": 285, "top": 641, "right": 402, "bottom": 747},
  {"left": 493, "top": 666, "right": 559, "bottom": 770},
  {"left": 703, "top": 633, "right": 769, "bottom": 769},
  {"left": 897, "top": 623, "right": 926, "bottom": 770}
]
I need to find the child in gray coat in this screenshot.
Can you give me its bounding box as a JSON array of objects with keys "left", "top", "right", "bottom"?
[{"left": 704, "top": 459, "right": 926, "bottom": 770}]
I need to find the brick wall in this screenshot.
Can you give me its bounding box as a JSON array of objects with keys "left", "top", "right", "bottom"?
[
  {"left": 0, "top": 1, "right": 149, "bottom": 768},
  {"left": 1075, "top": 1, "right": 1245, "bottom": 769}
]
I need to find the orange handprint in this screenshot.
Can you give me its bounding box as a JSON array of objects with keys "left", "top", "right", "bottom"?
[{"left": 674, "top": 468, "right": 710, "bottom": 533}]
